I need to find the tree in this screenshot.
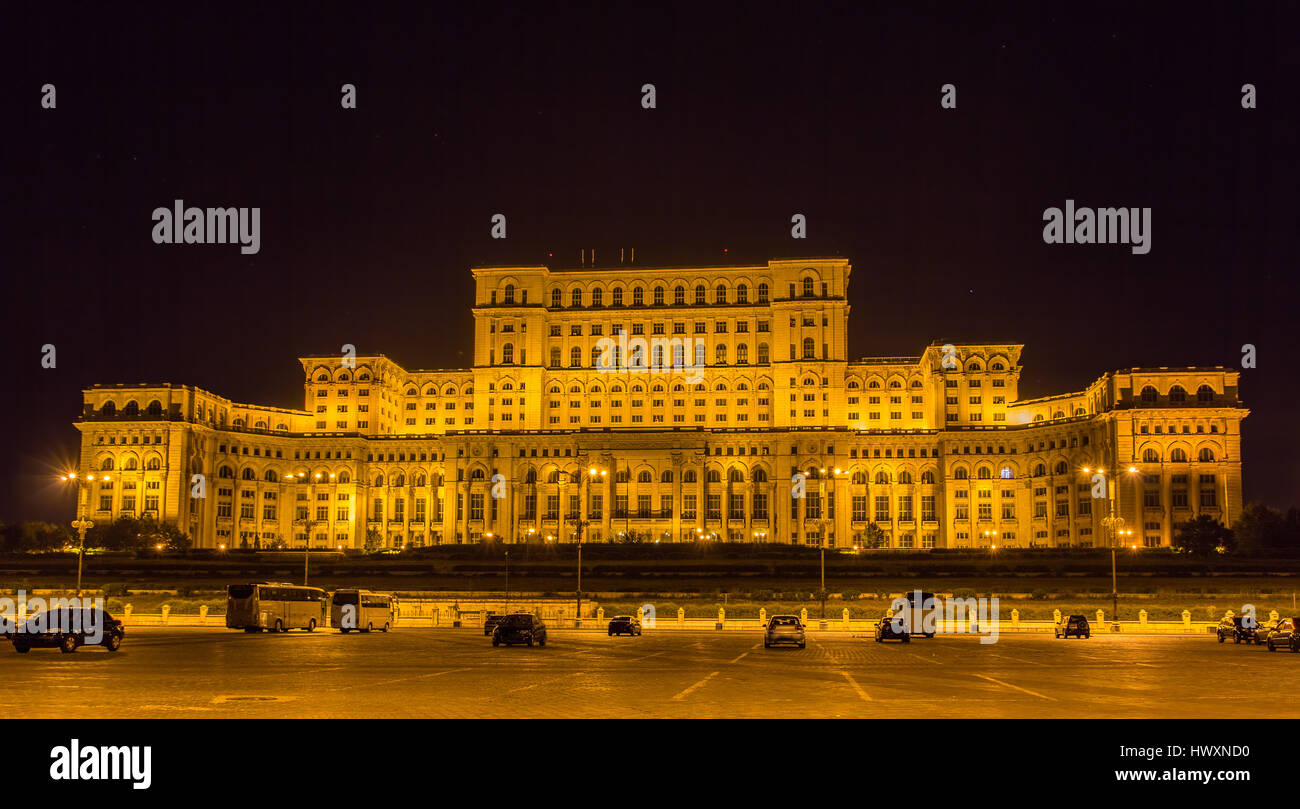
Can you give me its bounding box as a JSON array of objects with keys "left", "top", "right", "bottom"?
[
  {"left": 0, "top": 521, "right": 70, "bottom": 552},
  {"left": 1173, "top": 514, "right": 1235, "bottom": 555},
  {"left": 862, "top": 522, "right": 887, "bottom": 549},
  {"left": 1234, "top": 503, "right": 1289, "bottom": 552},
  {"left": 364, "top": 529, "right": 384, "bottom": 551}
]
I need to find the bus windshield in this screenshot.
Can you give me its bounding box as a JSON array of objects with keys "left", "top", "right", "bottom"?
[
  {"left": 228, "top": 585, "right": 255, "bottom": 599},
  {"left": 333, "top": 592, "right": 360, "bottom": 605}
]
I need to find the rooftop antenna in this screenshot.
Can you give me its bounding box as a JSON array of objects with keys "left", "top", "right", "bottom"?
[
  {"left": 631, "top": 247, "right": 635, "bottom": 264},
  {"left": 620, "top": 248, "right": 625, "bottom": 264},
  {"left": 592, "top": 249, "right": 596, "bottom": 266},
  {"left": 580, "top": 249, "right": 585, "bottom": 266}
]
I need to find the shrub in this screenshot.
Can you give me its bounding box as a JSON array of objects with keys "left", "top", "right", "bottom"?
[{"left": 102, "top": 582, "right": 130, "bottom": 597}]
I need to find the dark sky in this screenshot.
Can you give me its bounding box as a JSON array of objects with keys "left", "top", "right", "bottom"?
[{"left": 2, "top": 2, "right": 1296, "bottom": 524}]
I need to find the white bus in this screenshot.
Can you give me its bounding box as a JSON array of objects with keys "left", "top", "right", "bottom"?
[
  {"left": 330, "top": 589, "right": 396, "bottom": 633},
  {"left": 226, "top": 583, "right": 328, "bottom": 632}
]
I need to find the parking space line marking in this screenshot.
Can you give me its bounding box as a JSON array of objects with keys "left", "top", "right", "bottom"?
[
  {"left": 335, "top": 667, "right": 472, "bottom": 691},
  {"left": 672, "top": 671, "right": 719, "bottom": 700},
  {"left": 975, "top": 674, "right": 1056, "bottom": 701},
  {"left": 841, "top": 672, "right": 872, "bottom": 702}
]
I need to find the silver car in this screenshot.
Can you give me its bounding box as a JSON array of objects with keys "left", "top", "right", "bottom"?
[{"left": 764, "top": 615, "right": 806, "bottom": 649}]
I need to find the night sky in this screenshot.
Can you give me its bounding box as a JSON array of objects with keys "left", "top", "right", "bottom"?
[{"left": 2, "top": 2, "right": 1296, "bottom": 524}]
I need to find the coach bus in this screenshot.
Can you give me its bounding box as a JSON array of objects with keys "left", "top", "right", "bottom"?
[
  {"left": 330, "top": 589, "right": 396, "bottom": 633},
  {"left": 226, "top": 583, "right": 329, "bottom": 632}
]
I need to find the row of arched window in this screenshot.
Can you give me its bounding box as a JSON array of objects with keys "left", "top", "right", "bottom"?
[
  {"left": 98, "top": 455, "right": 162, "bottom": 471},
  {"left": 541, "top": 281, "right": 773, "bottom": 309},
  {"left": 1139, "top": 384, "right": 1216, "bottom": 403}
]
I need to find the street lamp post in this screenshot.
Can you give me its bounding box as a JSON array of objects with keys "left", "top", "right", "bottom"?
[
  {"left": 817, "top": 467, "right": 845, "bottom": 621},
  {"left": 287, "top": 473, "right": 322, "bottom": 586},
  {"left": 61, "top": 472, "right": 102, "bottom": 597},
  {"left": 1088, "top": 465, "right": 1139, "bottom": 623}
]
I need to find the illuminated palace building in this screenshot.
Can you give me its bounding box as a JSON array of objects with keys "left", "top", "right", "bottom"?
[{"left": 75, "top": 258, "right": 1248, "bottom": 551}]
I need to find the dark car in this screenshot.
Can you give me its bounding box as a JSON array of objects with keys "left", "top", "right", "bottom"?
[
  {"left": 6, "top": 607, "right": 125, "bottom": 653},
  {"left": 874, "top": 614, "right": 911, "bottom": 643},
  {"left": 608, "top": 615, "right": 641, "bottom": 636},
  {"left": 1266, "top": 617, "right": 1300, "bottom": 653},
  {"left": 492, "top": 613, "right": 547, "bottom": 647},
  {"left": 1217, "top": 616, "right": 1258, "bottom": 644},
  {"left": 1255, "top": 619, "right": 1284, "bottom": 646},
  {"left": 1055, "top": 614, "right": 1091, "bottom": 639},
  {"left": 483, "top": 613, "right": 506, "bottom": 635}
]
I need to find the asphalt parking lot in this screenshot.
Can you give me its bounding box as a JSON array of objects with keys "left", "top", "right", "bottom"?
[{"left": 1, "top": 627, "right": 1296, "bottom": 718}]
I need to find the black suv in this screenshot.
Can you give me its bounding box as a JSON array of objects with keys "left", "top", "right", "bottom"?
[
  {"left": 6, "top": 607, "right": 125, "bottom": 653},
  {"left": 1217, "top": 616, "right": 1258, "bottom": 644},
  {"left": 492, "top": 613, "right": 547, "bottom": 647},
  {"left": 483, "top": 613, "right": 506, "bottom": 635},
  {"left": 1055, "top": 614, "right": 1091, "bottom": 639},
  {"left": 874, "top": 615, "right": 911, "bottom": 643}
]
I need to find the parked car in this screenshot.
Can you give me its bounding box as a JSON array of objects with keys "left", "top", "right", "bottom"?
[
  {"left": 764, "top": 615, "right": 806, "bottom": 648},
  {"left": 6, "top": 607, "right": 125, "bottom": 654},
  {"left": 1216, "top": 616, "right": 1258, "bottom": 644},
  {"left": 1054, "top": 614, "right": 1091, "bottom": 639},
  {"left": 608, "top": 615, "right": 642, "bottom": 636},
  {"left": 892, "top": 591, "right": 937, "bottom": 638},
  {"left": 1265, "top": 617, "right": 1300, "bottom": 652},
  {"left": 483, "top": 613, "right": 506, "bottom": 635},
  {"left": 492, "top": 613, "right": 547, "bottom": 647},
  {"left": 874, "top": 615, "right": 910, "bottom": 643},
  {"left": 1255, "top": 618, "right": 1284, "bottom": 646}
]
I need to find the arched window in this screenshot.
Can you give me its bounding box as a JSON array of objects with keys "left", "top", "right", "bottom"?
[
  {"left": 921, "top": 470, "right": 935, "bottom": 484},
  {"left": 217, "top": 465, "right": 232, "bottom": 478},
  {"left": 548, "top": 470, "right": 561, "bottom": 484},
  {"left": 146, "top": 400, "right": 163, "bottom": 417},
  {"left": 706, "top": 469, "right": 721, "bottom": 483},
  {"left": 876, "top": 471, "right": 892, "bottom": 484},
  {"left": 1141, "top": 386, "right": 1157, "bottom": 404},
  {"left": 660, "top": 470, "right": 674, "bottom": 483},
  {"left": 1000, "top": 467, "right": 1014, "bottom": 479},
  {"left": 1197, "top": 385, "right": 1214, "bottom": 403},
  {"left": 145, "top": 456, "right": 160, "bottom": 470},
  {"left": 101, "top": 457, "right": 115, "bottom": 471},
  {"left": 1033, "top": 463, "right": 1046, "bottom": 477},
  {"left": 612, "top": 287, "right": 624, "bottom": 306},
  {"left": 503, "top": 284, "right": 515, "bottom": 304},
  {"left": 241, "top": 467, "right": 254, "bottom": 480},
  {"left": 373, "top": 474, "right": 385, "bottom": 487},
  {"left": 394, "top": 473, "right": 407, "bottom": 486},
  {"left": 802, "top": 277, "right": 814, "bottom": 297},
  {"left": 550, "top": 288, "right": 562, "bottom": 308},
  {"left": 898, "top": 471, "right": 913, "bottom": 484},
  {"left": 1198, "top": 448, "right": 1216, "bottom": 462},
  {"left": 592, "top": 288, "right": 604, "bottom": 307},
  {"left": 674, "top": 285, "right": 685, "bottom": 305},
  {"left": 757, "top": 282, "right": 769, "bottom": 303},
  {"left": 683, "top": 470, "right": 697, "bottom": 483},
  {"left": 264, "top": 469, "right": 278, "bottom": 482},
  {"left": 524, "top": 469, "right": 537, "bottom": 484},
  {"left": 637, "top": 471, "right": 652, "bottom": 483},
  {"left": 339, "top": 471, "right": 351, "bottom": 484},
  {"left": 501, "top": 343, "right": 514, "bottom": 364},
  {"left": 753, "top": 468, "right": 768, "bottom": 483},
  {"left": 852, "top": 470, "right": 867, "bottom": 485},
  {"left": 571, "top": 288, "right": 582, "bottom": 307},
  {"left": 694, "top": 284, "right": 706, "bottom": 304},
  {"left": 952, "top": 468, "right": 968, "bottom": 481},
  {"left": 632, "top": 286, "right": 644, "bottom": 306},
  {"left": 1142, "top": 448, "right": 1160, "bottom": 463},
  {"left": 1054, "top": 461, "right": 1068, "bottom": 475},
  {"left": 736, "top": 283, "right": 748, "bottom": 303},
  {"left": 977, "top": 467, "right": 991, "bottom": 479},
  {"left": 1170, "top": 448, "right": 1188, "bottom": 463},
  {"left": 653, "top": 286, "right": 664, "bottom": 305},
  {"left": 1169, "top": 386, "right": 1187, "bottom": 403},
  {"left": 729, "top": 468, "right": 744, "bottom": 482},
  {"left": 715, "top": 284, "right": 727, "bottom": 304},
  {"left": 124, "top": 400, "right": 140, "bottom": 416}
]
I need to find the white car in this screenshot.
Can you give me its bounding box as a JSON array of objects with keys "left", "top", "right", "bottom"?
[{"left": 764, "top": 615, "right": 806, "bottom": 649}]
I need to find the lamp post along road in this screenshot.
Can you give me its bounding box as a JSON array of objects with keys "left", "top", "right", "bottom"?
[
  {"left": 1088, "top": 464, "right": 1139, "bottom": 623},
  {"left": 61, "top": 472, "right": 103, "bottom": 597}
]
